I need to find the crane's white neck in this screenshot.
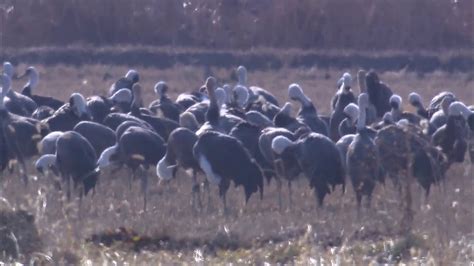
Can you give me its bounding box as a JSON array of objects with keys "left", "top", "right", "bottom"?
[
  {"left": 356, "top": 107, "right": 366, "bottom": 131},
  {"left": 357, "top": 94, "right": 369, "bottom": 131},
  {"left": 0, "top": 74, "right": 11, "bottom": 109},
  {"left": 35, "top": 154, "right": 57, "bottom": 170},
  {"left": 156, "top": 157, "right": 176, "bottom": 181},
  {"left": 97, "top": 145, "right": 118, "bottom": 169},
  {"left": 3, "top": 62, "right": 14, "bottom": 79},
  {"left": 237, "top": 66, "right": 247, "bottom": 86},
  {"left": 27, "top": 69, "right": 39, "bottom": 89}
]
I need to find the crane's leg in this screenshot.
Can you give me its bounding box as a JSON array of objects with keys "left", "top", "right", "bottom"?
[
  {"left": 78, "top": 189, "right": 83, "bottom": 219},
  {"left": 66, "top": 175, "right": 72, "bottom": 201},
  {"left": 219, "top": 179, "right": 230, "bottom": 216},
  {"left": 356, "top": 194, "right": 362, "bottom": 221},
  {"left": 277, "top": 177, "right": 283, "bottom": 211},
  {"left": 192, "top": 170, "right": 202, "bottom": 210},
  {"left": 140, "top": 167, "right": 148, "bottom": 212},
  {"left": 223, "top": 193, "right": 228, "bottom": 216},
  {"left": 288, "top": 181, "right": 293, "bottom": 211},
  {"left": 129, "top": 168, "right": 135, "bottom": 191},
  {"left": 18, "top": 158, "right": 28, "bottom": 187},
  {"left": 274, "top": 159, "right": 285, "bottom": 211},
  {"left": 4, "top": 128, "right": 29, "bottom": 186},
  {"left": 203, "top": 179, "right": 211, "bottom": 211}
]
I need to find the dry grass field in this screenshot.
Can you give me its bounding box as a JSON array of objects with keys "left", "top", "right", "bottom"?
[{"left": 1, "top": 64, "right": 473, "bottom": 264}]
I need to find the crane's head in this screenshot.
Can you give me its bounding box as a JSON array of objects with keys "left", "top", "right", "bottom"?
[
  {"left": 2, "top": 61, "right": 14, "bottom": 79},
  {"left": 389, "top": 94, "right": 402, "bottom": 109},
  {"left": 271, "top": 135, "right": 294, "bottom": 155},
  {"left": 154, "top": 81, "right": 168, "bottom": 97},
  {"left": 408, "top": 92, "right": 422, "bottom": 107},
  {"left": 125, "top": 69, "right": 139, "bottom": 83},
  {"left": 237, "top": 65, "right": 247, "bottom": 85},
  {"left": 70, "top": 93, "right": 90, "bottom": 119},
  {"left": 233, "top": 85, "right": 249, "bottom": 108},
  {"left": 343, "top": 103, "right": 359, "bottom": 122},
  {"left": 109, "top": 88, "right": 132, "bottom": 105}
]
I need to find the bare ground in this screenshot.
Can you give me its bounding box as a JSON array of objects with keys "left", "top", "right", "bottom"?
[{"left": 1, "top": 64, "right": 473, "bottom": 264}]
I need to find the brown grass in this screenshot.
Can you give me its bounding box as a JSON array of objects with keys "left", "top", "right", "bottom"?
[
  {"left": 1, "top": 64, "right": 473, "bottom": 264},
  {"left": 1, "top": 0, "right": 473, "bottom": 49}
]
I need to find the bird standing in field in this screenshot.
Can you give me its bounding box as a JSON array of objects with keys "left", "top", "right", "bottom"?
[
  {"left": 347, "top": 93, "right": 381, "bottom": 212},
  {"left": 98, "top": 125, "right": 166, "bottom": 211},
  {"left": 193, "top": 130, "right": 264, "bottom": 214},
  {"left": 271, "top": 132, "right": 345, "bottom": 208},
  {"left": 330, "top": 73, "right": 357, "bottom": 141},
  {"left": 19, "top": 66, "right": 65, "bottom": 110},
  {"left": 288, "top": 83, "right": 328, "bottom": 136},
  {"left": 35, "top": 131, "right": 99, "bottom": 208}
]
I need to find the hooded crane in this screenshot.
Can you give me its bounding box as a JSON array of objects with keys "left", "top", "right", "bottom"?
[
  {"left": 42, "top": 92, "right": 91, "bottom": 132},
  {"left": 455, "top": 104, "right": 474, "bottom": 164},
  {"left": 346, "top": 93, "right": 382, "bottom": 212},
  {"left": 400, "top": 120, "right": 449, "bottom": 198},
  {"left": 86, "top": 88, "right": 132, "bottom": 124},
  {"left": 38, "top": 131, "right": 64, "bottom": 155},
  {"left": 357, "top": 69, "right": 377, "bottom": 125},
  {"left": 175, "top": 88, "right": 208, "bottom": 110},
  {"left": 427, "top": 91, "right": 457, "bottom": 118},
  {"left": 32, "top": 106, "right": 55, "bottom": 120},
  {"left": 73, "top": 121, "right": 117, "bottom": 157},
  {"left": 288, "top": 83, "right": 329, "bottom": 136},
  {"left": 245, "top": 110, "right": 274, "bottom": 128},
  {"left": 408, "top": 92, "right": 429, "bottom": 119},
  {"left": 273, "top": 102, "right": 307, "bottom": 133},
  {"left": 109, "top": 69, "right": 139, "bottom": 96},
  {"left": 35, "top": 131, "right": 99, "bottom": 205},
  {"left": 179, "top": 111, "right": 200, "bottom": 131},
  {"left": 365, "top": 70, "right": 393, "bottom": 118},
  {"left": 0, "top": 74, "right": 48, "bottom": 184},
  {"left": 336, "top": 104, "right": 377, "bottom": 170},
  {"left": 229, "top": 121, "right": 273, "bottom": 182},
  {"left": 98, "top": 126, "right": 166, "bottom": 211},
  {"left": 195, "top": 77, "right": 244, "bottom": 136},
  {"left": 258, "top": 127, "right": 300, "bottom": 210},
  {"left": 156, "top": 126, "right": 203, "bottom": 209},
  {"left": 389, "top": 94, "right": 420, "bottom": 124},
  {"left": 375, "top": 116, "right": 448, "bottom": 197},
  {"left": 19, "top": 66, "right": 64, "bottom": 110},
  {"left": 428, "top": 95, "right": 456, "bottom": 135},
  {"left": 129, "top": 83, "right": 179, "bottom": 141},
  {"left": 331, "top": 73, "right": 356, "bottom": 110},
  {"left": 432, "top": 101, "right": 469, "bottom": 165},
  {"left": 236, "top": 65, "right": 280, "bottom": 107},
  {"left": 149, "top": 81, "right": 182, "bottom": 122},
  {"left": 338, "top": 103, "right": 359, "bottom": 137},
  {"left": 2, "top": 61, "right": 15, "bottom": 79},
  {"left": 271, "top": 132, "right": 345, "bottom": 207},
  {"left": 330, "top": 73, "right": 357, "bottom": 141},
  {"left": 222, "top": 85, "right": 248, "bottom": 119},
  {"left": 2, "top": 62, "right": 37, "bottom": 117},
  {"left": 193, "top": 130, "right": 264, "bottom": 213},
  {"left": 182, "top": 86, "right": 227, "bottom": 125},
  {"left": 103, "top": 110, "right": 154, "bottom": 131}
]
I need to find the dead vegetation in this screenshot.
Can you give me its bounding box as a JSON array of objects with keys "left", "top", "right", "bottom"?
[
  {"left": 1, "top": 0, "right": 472, "bottom": 49},
  {"left": 0, "top": 208, "right": 42, "bottom": 262}
]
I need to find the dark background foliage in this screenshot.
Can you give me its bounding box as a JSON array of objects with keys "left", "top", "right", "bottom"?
[{"left": 1, "top": 0, "right": 472, "bottom": 50}]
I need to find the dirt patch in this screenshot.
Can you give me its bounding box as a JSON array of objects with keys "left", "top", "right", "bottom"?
[{"left": 86, "top": 226, "right": 248, "bottom": 254}]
